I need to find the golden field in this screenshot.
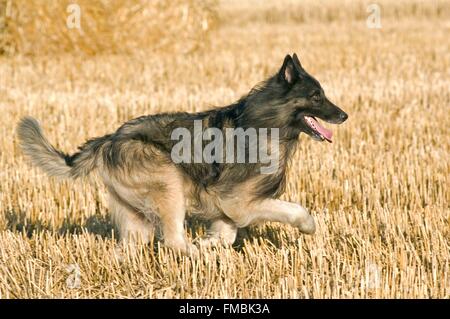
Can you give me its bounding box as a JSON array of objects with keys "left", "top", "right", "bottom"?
[{"left": 0, "top": 0, "right": 449, "bottom": 298}]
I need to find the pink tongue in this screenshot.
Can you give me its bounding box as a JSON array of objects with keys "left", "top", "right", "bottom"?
[{"left": 306, "top": 116, "right": 333, "bottom": 142}]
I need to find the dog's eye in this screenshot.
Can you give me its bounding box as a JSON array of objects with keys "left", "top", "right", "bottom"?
[{"left": 312, "top": 94, "right": 321, "bottom": 102}]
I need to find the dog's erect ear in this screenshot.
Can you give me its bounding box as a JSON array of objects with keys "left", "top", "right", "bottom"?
[
  {"left": 292, "top": 53, "right": 305, "bottom": 74},
  {"left": 278, "top": 54, "right": 299, "bottom": 84}
]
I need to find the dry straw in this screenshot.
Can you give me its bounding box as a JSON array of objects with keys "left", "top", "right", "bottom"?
[
  {"left": 0, "top": 0, "right": 217, "bottom": 55},
  {"left": 218, "top": 0, "right": 449, "bottom": 25},
  {"left": 0, "top": 0, "right": 449, "bottom": 298}
]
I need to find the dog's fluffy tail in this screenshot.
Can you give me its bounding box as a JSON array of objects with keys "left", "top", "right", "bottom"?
[{"left": 17, "top": 117, "right": 109, "bottom": 179}]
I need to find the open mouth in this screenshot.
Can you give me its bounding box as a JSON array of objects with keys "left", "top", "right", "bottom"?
[{"left": 304, "top": 116, "right": 333, "bottom": 143}]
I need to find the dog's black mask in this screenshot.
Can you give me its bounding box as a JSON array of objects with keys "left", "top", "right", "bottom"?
[
  {"left": 237, "top": 53, "right": 347, "bottom": 142},
  {"left": 277, "top": 53, "right": 348, "bottom": 142}
]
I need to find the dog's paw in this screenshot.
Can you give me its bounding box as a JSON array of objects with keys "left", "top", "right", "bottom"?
[
  {"left": 113, "top": 246, "right": 125, "bottom": 263},
  {"left": 164, "top": 240, "right": 199, "bottom": 257},
  {"left": 194, "top": 236, "right": 222, "bottom": 248},
  {"left": 185, "top": 243, "right": 200, "bottom": 257},
  {"left": 297, "top": 214, "right": 316, "bottom": 235}
]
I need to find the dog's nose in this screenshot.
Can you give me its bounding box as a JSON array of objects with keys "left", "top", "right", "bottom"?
[{"left": 339, "top": 112, "right": 348, "bottom": 122}]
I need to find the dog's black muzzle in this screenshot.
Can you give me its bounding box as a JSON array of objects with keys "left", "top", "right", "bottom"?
[{"left": 318, "top": 98, "right": 348, "bottom": 124}]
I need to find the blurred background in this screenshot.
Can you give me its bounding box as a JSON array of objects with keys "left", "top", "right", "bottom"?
[{"left": 1, "top": 0, "right": 448, "bottom": 55}]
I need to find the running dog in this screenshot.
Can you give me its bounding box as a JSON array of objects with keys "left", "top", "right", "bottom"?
[{"left": 17, "top": 53, "right": 348, "bottom": 254}]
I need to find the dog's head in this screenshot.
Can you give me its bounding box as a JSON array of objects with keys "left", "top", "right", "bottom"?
[
  {"left": 276, "top": 53, "right": 348, "bottom": 142},
  {"left": 240, "top": 53, "right": 348, "bottom": 142}
]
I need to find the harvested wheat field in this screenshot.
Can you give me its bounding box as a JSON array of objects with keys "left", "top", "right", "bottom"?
[{"left": 0, "top": 0, "right": 449, "bottom": 298}]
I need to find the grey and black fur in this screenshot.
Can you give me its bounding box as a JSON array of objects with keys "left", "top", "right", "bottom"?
[{"left": 17, "top": 53, "right": 347, "bottom": 254}]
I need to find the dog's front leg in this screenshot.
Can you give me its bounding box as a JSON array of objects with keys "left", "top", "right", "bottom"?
[{"left": 222, "top": 199, "right": 316, "bottom": 234}]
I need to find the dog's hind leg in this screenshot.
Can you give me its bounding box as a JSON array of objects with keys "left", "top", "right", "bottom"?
[
  {"left": 109, "top": 193, "right": 155, "bottom": 245},
  {"left": 147, "top": 173, "right": 198, "bottom": 256},
  {"left": 196, "top": 217, "right": 238, "bottom": 247},
  {"left": 222, "top": 198, "right": 316, "bottom": 235},
  {"left": 156, "top": 193, "right": 198, "bottom": 255}
]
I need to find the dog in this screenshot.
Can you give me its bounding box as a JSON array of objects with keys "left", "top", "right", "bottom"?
[{"left": 17, "top": 53, "right": 347, "bottom": 254}]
